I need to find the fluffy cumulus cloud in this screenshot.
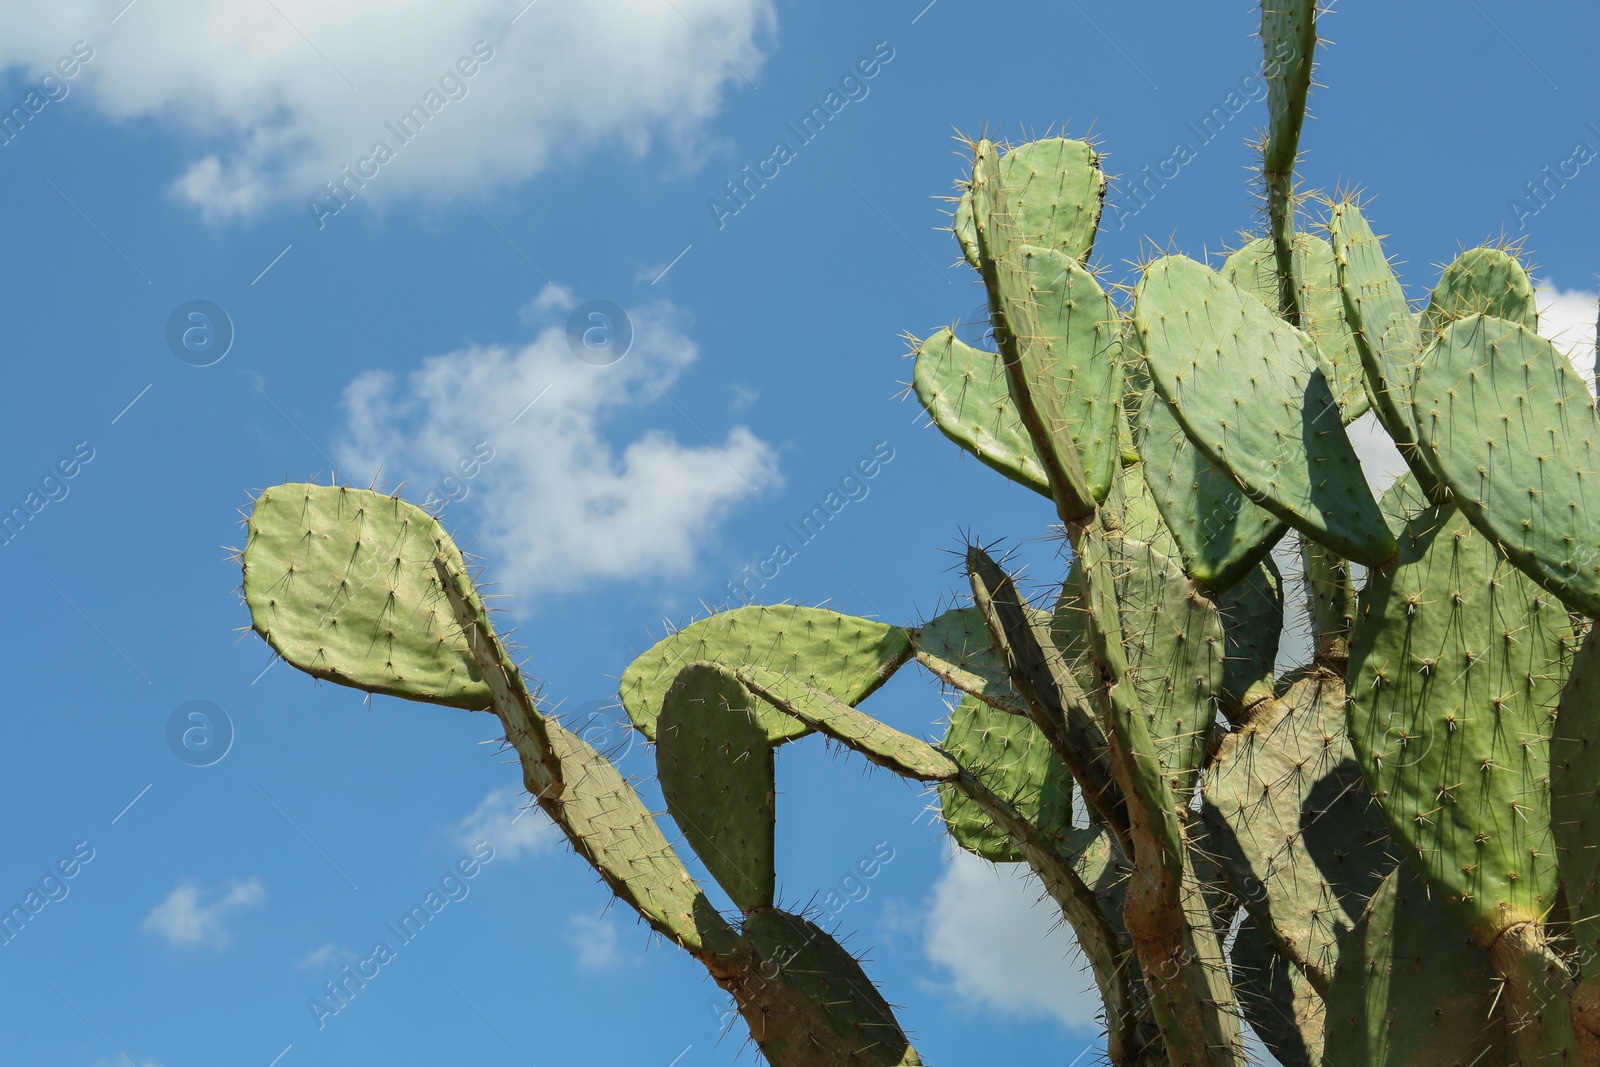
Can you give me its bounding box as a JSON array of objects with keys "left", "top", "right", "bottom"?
[
  {"left": 141, "top": 878, "right": 266, "bottom": 949},
  {"left": 335, "top": 289, "right": 779, "bottom": 600},
  {"left": 0, "top": 0, "right": 773, "bottom": 222},
  {"left": 920, "top": 847, "right": 1103, "bottom": 1030}
]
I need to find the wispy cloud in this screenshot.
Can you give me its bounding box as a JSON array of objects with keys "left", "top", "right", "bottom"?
[
  {"left": 568, "top": 912, "right": 628, "bottom": 971},
  {"left": 142, "top": 878, "right": 266, "bottom": 949},
  {"left": 455, "top": 785, "right": 560, "bottom": 860}
]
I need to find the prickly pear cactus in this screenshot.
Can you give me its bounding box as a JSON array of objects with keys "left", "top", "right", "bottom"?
[{"left": 231, "top": 6, "right": 1600, "bottom": 1066}]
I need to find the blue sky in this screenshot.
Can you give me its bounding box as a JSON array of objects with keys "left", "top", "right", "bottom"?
[{"left": 0, "top": 2, "right": 1595, "bottom": 1064}]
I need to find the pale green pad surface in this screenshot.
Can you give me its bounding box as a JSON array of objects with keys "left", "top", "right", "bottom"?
[
  {"left": 1421, "top": 247, "right": 1538, "bottom": 341},
  {"left": 1412, "top": 314, "right": 1600, "bottom": 618},
  {"left": 1261, "top": 0, "right": 1315, "bottom": 173},
  {"left": 955, "top": 137, "right": 1104, "bottom": 270},
  {"left": 735, "top": 665, "right": 958, "bottom": 782},
  {"left": 1203, "top": 671, "right": 1397, "bottom": 990},
  {"left": 1223, "top": 235, "right": 1368, "bottom": 422},
  {"left": 656, "top": 664, "right": 775, "bottom": 913},
  {"left": 1136, "top": 385, "right": 1287, "bottom": 590},
  {"left": 937, "top": 694, "right": 1074, "bottom": 863},
  {"left": 1327, "top": 201, "right": 1439, "bottom": 497},
  {"left": 620, "top": 606, "right": 912, "bottom": 743},
  {"left": 1321, "top": 862, "right": 1509, "bottom": 1067},
  {"left": 546, "top": 721, "right": 724, "bottom": 954},
  {"left": 1020, "top": 247, "right": 1124, "bottom": 502},
  {"left": 1348, "top": 501, "right": 1574, "bottom": 936},
  {"left": 1134, "top": 255, "right": 1395, "bottom": 565},
  {"left": 912, "top": 329, "right": 1050, "bottom": 497},
  {"left": 242, "top": 483, "right": 491, "bottom": 709},
  {"left": 911, "top": 606, "right": 1026, "bottom": 716},
  {"left": 1054, "top": 538, "right": 1224, "bottom": 805}
]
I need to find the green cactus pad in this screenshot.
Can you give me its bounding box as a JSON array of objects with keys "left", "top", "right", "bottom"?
[
  {"left": 1110, "top": 457, "right": 1176, "bottom": 555},
  {"left": 1321, "top": 862, "right": 1509, "bottom": 1067},
  {"left": 1134, "top": 254, "right": 1396, "bottom": 566},
  {"left": 970, "top": 141, "right": 1096, "bottom": 520},
  {"left": 545, "top": 721, "right": 730, "bottom": 955},
  {"left": 735, "top": 666, "right": 958, "bottom": 782},
  {"left": 911, "top": 606, "right": 1026, "bottom": 716},
  {"left": 1054, "top": 537, "right": 1224, "bottom": 805},
  {"left": 1215, "top": 557, "right": 1284, "bottom": 723},
  {"left": 1348, "top": 501, "right": 1575, "bottom": 940},
  {"left": 937, "top": 694, "right": 1075, "bottom": 863},
  {"left": 1326, "top": 200, "right": 1445, "bottom": 501},
  {"left": 1412, "top": 314, "right": 1600, "bottom": 618},
  {"left": 955, "top": 137, "right": 1105, "bottom": 270},
  {"left": 1230, "top": 916, "right": 1323, "bottom": 1067},
  {"left": 1203, "top": 670, "right": 1397, "bottom": 992},
  {"left": 656, "top": 664, "right": 776, "bottom": 913},
  {"left": 1020, "top": 246, "right": 1125, "bottom": 502},
  {"left": 1223, "top": 235, "right": 1368, "bottom": 422},
  {"left": 1550, "top": 631, "right": 1600, "bottom": 982},
  {"left": 1136, "top": 386, "right": 1288, "bottom": 591},
  {"left": 1421, "top": 247, "right": 1538, "bottom": 342},
  {"left": 966, "top": 547, "right": 1126, "bottom": 835},
  {"left": 912, "top": 329, "right": 1051, "bottom": 497},
  {"left": 241, "top": 483, "right": 492, "bottom": 708},
  {"left": 1261, "top": 0, "right": 1316, "bottom": 175},
  {"left": 740, "top": 908, "right": 920, "bottom": 1066},
  {"left": 619, "top": 606, "right": 913, "bottom": 744}
]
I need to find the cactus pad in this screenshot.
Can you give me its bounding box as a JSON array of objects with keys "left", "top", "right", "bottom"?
[
  {"left": 1134, "top": 254, "right": 1395, "bottom": 566},
  {"left": 657, "top": 664, "right": 776, "bottom": 913},
  {"left": 1412, "top": 314, "right": 1600, "bottom": 618},
  {"left": 955, "top": 137, "right": 1105, "bottom": 270},
  {"left": 1223, "top": 235, "right": 1367, "bottom": 422},
  {"left": 1215, "top": 557, "right": 1284, "bottom": 723},
  {"left": 1327, "top": 200, "right": 1443, "bottom": 501},
  {"left": 936, "top": 694, "right": 1074, "bottom": 863},
  {"left": 911, "top": 606, "right": 1027, "bottom": 716},
  {"left": 912, "top": 329, "right": 1050, "bottom": 497},
  {"left": 1230, "top": 916, "right": 1323, "bottom": 1067},
  {"left": 1136, "top": 386, "right": 1288, "bottom": 591},
  {"left": 740, "top": 908, "right": 921, "bottom": 1066},
  {"left": 1348, "top": 500, "right": 1574, "bottom": 939},
  {"left": 1321, "top": 862, "right": 1509, "bottom": 1067},
  {"left": 620, "top": 606, "right": 913, "bottom": 743},
  {"left": 241, "top": 483, "right": 491, "bottom": 708},
  {"left": 1421, "top": 247, "right": 1538, "bottom": 341},
  {"left": 546, "top": 721, "right": 729, "bottom": 955},
  {"left": 1203, "top": 670, "right": 1397, "bottom": 991},
  {"left": 1550, "top": 631, "right": 1600, "bottom": 996}
]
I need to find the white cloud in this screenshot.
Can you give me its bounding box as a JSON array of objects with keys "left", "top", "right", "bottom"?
[
  {"left": 568, "top": 912, "right": 627, "bottom": 971},
  {"left": 297, "top": 942, "right": 345, "bottom": 970},
  {"left": 142, "top": 878, "right": 265, "bottom": 949},
  {"left": 0, "top": 0, "right": 773, "bottom": 222},
  {"left": 920, "top": 847, "right": 1102, "bottom": 1031},
  {"left": 1537, "top": 279, "right": 1597, "bottom": 388},
  {"left": 335, "top": 298, "right": 780, "bottom": 600},
  {"left": 455, "top": 785, "right": 560, "bottom": 860}
]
